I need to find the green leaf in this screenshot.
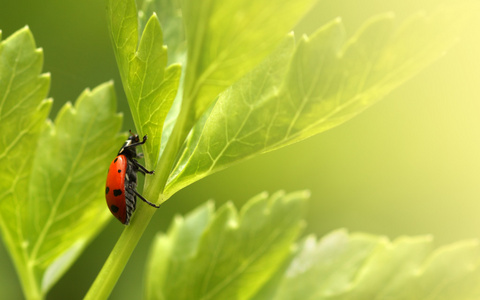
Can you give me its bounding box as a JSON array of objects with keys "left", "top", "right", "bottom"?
[
  {"left": 0, "top": 26, "right": 125, "bottom": 299},
  {"left": 0, "top": 26, "right": 51, "bottom": 299},
  {"left": 270, "top": 230, "right": 480, "bottom": 300},
  {"left": 145, "top": 190, "right": 309, "bottom": 300},
  {"left": 108, "top": 0, "right": 181, "bottom": 169},
  {"left": 179, "top": 0, "right": 315, "bottom": 132},
  {"left": 164, "top": 10, "right": 465, "bottom": 197}
]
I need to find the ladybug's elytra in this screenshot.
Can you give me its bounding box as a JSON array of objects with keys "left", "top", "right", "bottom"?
[{"left": 105, "top": 131, "right": 159, "bottom": 224}]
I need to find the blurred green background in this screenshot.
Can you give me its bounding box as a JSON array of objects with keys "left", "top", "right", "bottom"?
[{"left": 1, "top": 0, "right": 479, "bottom": 299}]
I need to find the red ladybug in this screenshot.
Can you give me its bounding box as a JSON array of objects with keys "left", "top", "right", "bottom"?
[{"left": 105, "top": 131, "right": 159, "bottom": 224}]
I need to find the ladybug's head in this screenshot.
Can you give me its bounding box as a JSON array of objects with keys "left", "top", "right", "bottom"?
[
  {"left": 128, "top": 130, "right": 140, "bottom": 143},
  {"left": 117, "top": 130, "right": 143, "bottom": 156}
]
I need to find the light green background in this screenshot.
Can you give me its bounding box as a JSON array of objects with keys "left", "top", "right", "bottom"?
[{"left": 0, "top": 0, "right": 479, "bottom": 299}]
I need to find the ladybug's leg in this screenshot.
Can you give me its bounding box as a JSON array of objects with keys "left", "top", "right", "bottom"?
[
  {"left": 133, "top": 190, "right": 160, "bottom": 208},
  {"left": 123, "top": 135, "right": 148, "bottom": 150},
  {"left": 132, "top": 159, "right": 154, "bottom": 174}
]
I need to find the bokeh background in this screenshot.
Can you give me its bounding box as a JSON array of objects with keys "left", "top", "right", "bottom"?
[{"left": 1, "top": 0, "right": 479, "bottom": 299}]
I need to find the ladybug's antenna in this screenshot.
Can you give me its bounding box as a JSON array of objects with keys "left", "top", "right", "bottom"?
[{"left": 128, "top": 130, "right": 140, "bottom": 141}]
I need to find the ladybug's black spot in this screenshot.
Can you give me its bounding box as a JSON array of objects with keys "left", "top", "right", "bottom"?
[
  {"left": 110, "top": 205, "right": 119, "bottom": 213},
  {"left": 114, "top": 157, "right": 118, "bottom": 163},
  {"left": 118, "top": 169, "right": 122, "bottom": 173},
  {"left": 113, "top": 189, "right": 122, "bottom": 197},
  {"left": 105, "top": 187, "right": 109, "bottom": 194}
]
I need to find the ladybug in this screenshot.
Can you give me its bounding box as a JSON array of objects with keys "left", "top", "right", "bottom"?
[{"left": 105, "top": 131, "right": 159, "bottom": 224}]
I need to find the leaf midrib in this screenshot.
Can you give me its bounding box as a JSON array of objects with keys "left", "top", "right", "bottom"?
[{"left": 0, "top": 44, "right": 20, "bottom": 116}]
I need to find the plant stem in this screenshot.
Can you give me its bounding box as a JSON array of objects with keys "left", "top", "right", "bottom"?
[
  {"left": 84, "top": 188, "right": 161, "bottom": 300},
  {"left": 0, "top": 217, "right": 42, "bottom": 300},
  {"left": 22, "top": 265, "right": 42, "bottom": 300}
]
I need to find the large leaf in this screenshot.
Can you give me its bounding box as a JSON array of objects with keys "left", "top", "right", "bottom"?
[
  {"left": 164, "top": 10, "right": 464, "bottom": 197},
  {"left": 179, "top": 0, "right": 316, "bottom": 136},
  {"left": 0, "top": 26, "right": 124, "bottom": 299},
  {"left": 269, "top": 230, "right": 480, "bottom": 299},
  {"left": 108, "top": 0, "right": 181, "bottom": 168},
  {"left": 145, "top": 191, "right": 309, "bottom": 300}
]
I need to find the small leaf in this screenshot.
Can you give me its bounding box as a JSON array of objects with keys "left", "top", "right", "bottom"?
[
  {"left": 145, "top": 191, "right": 309, "bottom": 300},
  {"left": 129, "top": 14, "right": 181, "bottom": 167},
  {"left": 0, "top": 26, "right": 125, "bottom": 298},
  {"left": 138, "top": 0, "right": 185, "bottom": 64},
  {"left": 269, "top": 230, "right": 480, "bottom": 300},
  {"left": 165, "top": 10, "right": 466, "bottom": 197},
  {"left": 107, "top": 0, "right": 181, "bottom": 168}
]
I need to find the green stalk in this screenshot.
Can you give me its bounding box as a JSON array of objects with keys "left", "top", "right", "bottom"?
[
  {"left": 21, "top": 265, "right": 41, "bottom": 300},
  {"left": 84, "top": 193, "right": 158, "bottom": 300},
  {"left": 0, "top": 220, "right": 42, "bottom": 300}
]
